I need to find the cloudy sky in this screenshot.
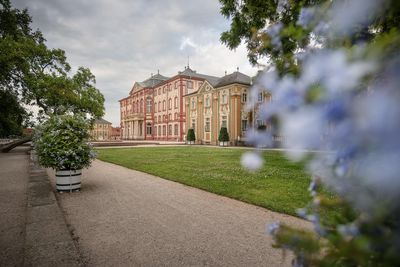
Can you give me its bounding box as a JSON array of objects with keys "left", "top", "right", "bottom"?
[{"left": 13, "top": 0, "right": 260, "bottom": 126}]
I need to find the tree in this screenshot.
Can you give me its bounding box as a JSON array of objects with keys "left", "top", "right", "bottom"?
[
  {"left": 218, "top": 127, "right": 229, "bottom": 146},
  {"left": 0, "top": 90, "right": 27, "bottom": 137},
  {"left": 0, "top": 0, "right": 104, "bottom": 131},
  {"left": 187, "top": 128, "right": 195, "bottom": 144}
]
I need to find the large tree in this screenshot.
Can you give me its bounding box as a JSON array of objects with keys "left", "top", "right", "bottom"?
[{"left": 0, "top": 0, "right": 104, "bottom": 133}]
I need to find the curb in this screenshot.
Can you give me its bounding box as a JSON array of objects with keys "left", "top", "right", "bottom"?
[{"left": 24, "top": 151, "right": 82, "bottom": 266}]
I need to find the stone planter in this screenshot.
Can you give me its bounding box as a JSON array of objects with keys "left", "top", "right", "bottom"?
[
  {"left": 55, "top": 169, "right": 82, "bottom": 191},
  {"left": 219, "top": 141, "right": 229, "bottom": 147}
]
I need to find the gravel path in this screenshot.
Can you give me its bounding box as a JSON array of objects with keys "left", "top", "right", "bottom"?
[{"left": 48, "top": 159, "right": 310, "bottom": 267}]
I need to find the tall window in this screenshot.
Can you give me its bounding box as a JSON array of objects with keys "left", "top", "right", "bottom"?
[
  {"left": 158, "top": 101, "right": 161, "bottom": 111},
  {"left": 158, "top": 88, "right": 161, "bottom": 95},
  {"left": 158, "top": 115, "right": 161, "bottom": 123},
  {"left": 242, "top": 93, "right": 247, "bottom": 103},
  {"left": 158, "top": 126, "right": 161, "bottom": 136},
  {"left": 205, "top": 118, "right": 210, "bottom": 132},
  {"left": 205, "top": 96, "right": 210, "bottom": 107},
  {"left": 258, "top": 92, "right": 263, "bottom": 102},
  {"left": 146, "top": 123, "right": 152, "bottom": 135},
  {"left": 168, "top": 98, "right": 172, "bottom": 109},
  {"left": 174, "top": 124, "right": 178, "bottom": 135},
  {"left": 175, "top": 81, "right": 179, "bottom": 89},
  {"left": 140, "top": 99, "right": 143, "bottom": 113},
  {"left": 136, "top": 100, "right": 139, "bottom": 112},
  {"left": 187, "top": 80, "right": 193, "bottom": 89},
  {"left": 174, "top": 97, "right": 178, "bottom": 108},
  {"left": 241, "top": 120, "right": 248, "bottom": 131},
  {"left": 222, "top": 94, "right": 227, "bottom": 104},
  {"left": 163, "top": 100, "right": 166, "bottom": 111},
  {"left": 221, "top": 116, "right": 227, "bottom": 128},
  {"left": 146, "top": 97, "right": 152, "bottom": 113},
  {"left": 168, "top": 125, "right": 172, "bottom": 135},
  {"left": 169, "top": 114, "right": 172, "bottom": 121},
  {"left": 191, "top": 98, "right": 196, "bottom": 109},
  {"left": 163, "top": 125, "right": 166, "bottom": 136},
  {"left": 154, "top": 126, "right": 157, "bottom": 136}
]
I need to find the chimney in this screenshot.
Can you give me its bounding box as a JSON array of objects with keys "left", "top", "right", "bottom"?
[
  {"left": 236, "top": 67, "right": 239, "bottom": 72},
  {"left": 224, "top": 70, "right": 227, "bottom": 76}
]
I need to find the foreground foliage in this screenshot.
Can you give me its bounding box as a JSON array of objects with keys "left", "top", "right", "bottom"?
[{"left": 220, "top": 0, "right": 400, "bottom": 266}]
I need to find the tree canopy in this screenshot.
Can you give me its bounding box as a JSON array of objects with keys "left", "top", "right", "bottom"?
[
  {"left": 219, "top": 0, "right": 400, "bottom": 74},
  {"left": 0, "top": 0, "right": 104, "bottom": 136}
]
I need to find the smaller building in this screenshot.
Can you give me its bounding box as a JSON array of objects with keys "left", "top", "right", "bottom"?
[
  {"left": 111, "top": 127, "right": 121, "bottom": 140},
  {"left": 91, "top": 118, "right": 112, "bottom": 141}
]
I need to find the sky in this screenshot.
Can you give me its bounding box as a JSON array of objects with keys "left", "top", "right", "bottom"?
[{"left": 12, "top": 0, "right": 261, "bottom": 126}]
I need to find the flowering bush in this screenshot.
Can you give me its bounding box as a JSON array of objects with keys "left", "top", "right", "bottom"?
[
  {"left": 239, "top": 0, "right": 400, "bottom": 266},
  {"left": 33, "top": 114, "right": 96, "bottom": 170}
]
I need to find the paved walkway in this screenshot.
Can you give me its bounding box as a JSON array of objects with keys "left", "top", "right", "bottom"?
[
  {"left": 48, "top": 160, "right": 310, "bottom": 267},
  {"left": 0, "top": 147, "right": 29, "bottom": 266},
  {"left": 0, "top": 147, "right": 81, "bottom": 266}
]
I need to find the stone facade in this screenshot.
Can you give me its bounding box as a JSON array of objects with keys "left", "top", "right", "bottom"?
[
  {"left": 91, "top": 118, "right": 112, "bottom": 141},
  {"left": 120, "top": 68, "right": 272, "bottom": 145},
  {"left": 120, "top": 67, "right": 219, "bottom": 141}
]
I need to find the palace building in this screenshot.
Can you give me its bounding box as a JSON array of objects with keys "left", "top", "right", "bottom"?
[
  {"left": 90, "top": 118, "right": 112, "bottom": 141},
  {"left": 119, "top": 66, "right": 272, "bottom": 145}
]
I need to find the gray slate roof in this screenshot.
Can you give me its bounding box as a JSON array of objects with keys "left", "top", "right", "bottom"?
[
  {"left": 214, "top": 71, "right": 251, "bottom": 88},
  {"left": 138, "top": 73, "right": 169, "bottom": 88},
  {"left": 178, "top": 67, "right": 220, "bottom": 86},
  {"left": 95, "top": 118, "right": 112, "bottom": 125}
]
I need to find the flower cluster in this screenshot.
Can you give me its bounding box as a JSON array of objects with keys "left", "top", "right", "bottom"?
[
  {"left": 242, "top": 0, "right": 400, "bottom": 265},
  {"left": 33, "top": 114, "right": 96, "bottom": 170}
]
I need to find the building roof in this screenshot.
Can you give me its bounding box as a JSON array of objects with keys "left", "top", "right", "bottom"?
[
  {"left": 214, "top": 71, "right": 252, "bottom": 88},
  {"left": 177, "top": 67, "right": 220, "bottom": 86},
  {"left": 95, "top": 118, "right": 112, "bottom": 125},
  {"left": 138, "top": 73, "right": 169, "bottom": 88}
]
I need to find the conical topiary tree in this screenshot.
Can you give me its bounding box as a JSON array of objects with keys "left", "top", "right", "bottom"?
[
  {"left": 187, "top": 128, "right": 195, "bottom": 144},
  {"left": 218, "top": 127, "right": 229, "bottom": 146}
]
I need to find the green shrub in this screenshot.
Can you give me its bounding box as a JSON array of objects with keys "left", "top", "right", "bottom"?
[
  {"left": 187, "top": 128, "right": 195, "bottom": 142},
  {"left": 33, "top": 114, "right": 95, "bottom": 170},
  {"left": 218, "top": 127, "right": 229, "bottom": 142}
]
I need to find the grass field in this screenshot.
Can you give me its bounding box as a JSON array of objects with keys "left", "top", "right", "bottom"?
[{"left": 97, "top": 146, "right": 314, "bottom": 217}]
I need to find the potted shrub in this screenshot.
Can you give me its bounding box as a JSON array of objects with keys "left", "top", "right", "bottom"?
[
  {"left": 218, "top": 127, "right": 229, "bottom": 146},
  {"left": 186, "top": 128, "right": 195, "bottom": 145},
  {"left": 33, "top": 114, "right": 95, "bottom": 192}
]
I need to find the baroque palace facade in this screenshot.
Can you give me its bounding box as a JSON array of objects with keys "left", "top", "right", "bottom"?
[{"left": 120, "top": 66, "right": 271, "bottom": 145}]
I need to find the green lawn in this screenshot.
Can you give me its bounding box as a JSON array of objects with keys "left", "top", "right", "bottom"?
[{"left": 97, "top": 146, "right": 313, "bottom": 217}]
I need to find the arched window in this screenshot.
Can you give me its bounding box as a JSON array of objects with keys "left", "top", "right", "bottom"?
[
  {"left": 168, "top": 98, "right": 172, "bottom": 109},
  {"left": 140, "top": 99, "right": 143, "bottom": 113},
  {"left": 158, "top": 115, "right": 161, "bottom": 123},
  {"left": 136, "top": 100, "right": 139, "bottom": 112},
  {"left": 146, "top": 97, "right": 152, "bottom": 113},
  {"left": 158, "top": 101, "right": 161, "bottom": 111},
  {"left": 174, "top": 97, "right": 178, "bottom": 108},
  {"left": 163, "top": 100, "right": 166, "bottom": 111}
]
